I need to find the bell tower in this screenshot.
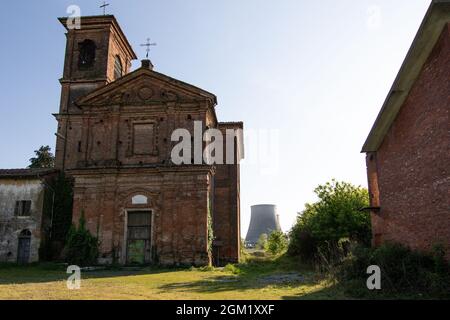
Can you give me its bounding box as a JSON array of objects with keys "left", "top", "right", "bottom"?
[
  {"left": 57, "top": 15, "right": 137, "bottom": 113},
  {"left": 55, "top": 15, "right": 137, "bottom": 169}
]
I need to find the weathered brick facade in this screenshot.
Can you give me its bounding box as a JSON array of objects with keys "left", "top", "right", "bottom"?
[
  {"left": 212, "top": 123, "right": 242, "bottom": 265},
  {"left": 0, "top": 169, "right": 57, "bottom": 263},
  {"left": 363, "top": 3, "right": 449, "bottom": 259},
  {"left": 55, "top": 15, "right": 243, "bottom": 265}
]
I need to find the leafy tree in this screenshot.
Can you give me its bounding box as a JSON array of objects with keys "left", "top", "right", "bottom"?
[
  {"left": 256, "top": 233, "right": 268, "bottom": 250},
  {"left": 64, "top": 212, "right": 99, "bottom": 266},
  {"left": 266, "top": 231, "right": 288, "bottom": 255},
  {"left": 288, "top": 180, "right": 370, "bottom": 261},
  {"left": 29, "top": 145, "right": 55, "bottom": 168}
]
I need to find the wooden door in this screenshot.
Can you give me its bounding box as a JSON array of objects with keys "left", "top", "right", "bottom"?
[
  {"left": 17, "top": 236, "right": 31, "bottom": 264},
  {"left": 126, "top": 211, "right": 152, "bottom": 264}
]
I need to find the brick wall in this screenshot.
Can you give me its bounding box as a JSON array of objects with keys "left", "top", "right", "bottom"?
[
  {"left": 367, "top": 24, "right": 450, "bottom": 258},
  {"left": 212, "top": 123, "right": 242, "bottom": 265},
  {"left": 71, "top": 168, "right": 213, "bottom": 266}
]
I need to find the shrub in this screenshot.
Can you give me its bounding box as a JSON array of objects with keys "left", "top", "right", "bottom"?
[
  {"left": 288, "top": 180, "right": 370, "bottom": 262},
  {"left": 240, "top": 238, "right": 248, "bottom": 262},
  {"left": 266, "top": 231, "right": 288, "bottom": 256},
  {"left": 314, "top": 238, "right": 355, "bottom": 274},
  {"left": 251, "top": 251, "right": 266, "bottom": 258},
  {"left": 198, "top": 265, "right": 215, "bottom": 272},
  {"left": 223, "top": 263, "right": 241, "bottom": 275},
  {"left": 64, "top": 213, "right": 99, "bottom": 267},
  {"left": 256, "top": 233, "right": 268, "bottom": 250},
  {"left": 288, "top": 228, "right": 317, "bottom": 261},
  {"left": 339, "top": 243, "right": 450, "bottom": 298}
]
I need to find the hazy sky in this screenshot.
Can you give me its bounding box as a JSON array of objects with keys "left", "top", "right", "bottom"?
[{"left": 0, "top": 0, "right": 431, "bottom": 236}]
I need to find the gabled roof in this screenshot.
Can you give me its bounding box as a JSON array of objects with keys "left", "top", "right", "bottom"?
[
  {"left": 0, "top": 168, "right": 58, "bottom": 179},
  {"left": 362, "top": 0, "right": 450, "bottom": 152},
  {"left": 75, "top": 63, "right": 217, "bottom": 107},
  {"left": 219, "top": 121, "right": 244, "bottom": 128}
]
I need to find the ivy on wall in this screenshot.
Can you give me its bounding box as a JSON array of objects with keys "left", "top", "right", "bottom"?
[
  {"left": 207, "top": 198, "right": 214, "bottom": 255},
  {"left": 39, "top": 172, "right": 74, "bottom": 260}
]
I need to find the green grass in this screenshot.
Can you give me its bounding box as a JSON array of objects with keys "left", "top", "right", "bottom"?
[{"left": 0, "top": 253, "right": 348, "bottom": 300}]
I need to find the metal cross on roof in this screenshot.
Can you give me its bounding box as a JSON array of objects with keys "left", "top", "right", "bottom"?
[
  {"left": 100, "top": 1, "right": 110, "bottom": 15},
  {"left": 140, "top": 38, "right": 157, "bottom": 58}
]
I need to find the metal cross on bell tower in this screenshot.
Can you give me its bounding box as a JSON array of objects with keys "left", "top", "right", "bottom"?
[
  {"left": 100, "top": 1, "right": 110, "bottom": 15},
  {"left": 140, "top": 38, "right": 157, "bottom": 59}
]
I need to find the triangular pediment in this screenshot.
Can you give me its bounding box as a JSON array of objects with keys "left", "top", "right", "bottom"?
[{"left": 76, "top": 67, "right": 217, "bottom": 107}]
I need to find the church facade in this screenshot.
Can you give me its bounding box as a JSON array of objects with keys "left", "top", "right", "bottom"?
[{"left": 54, "top": 15, "right": 243, "bottom": 266}]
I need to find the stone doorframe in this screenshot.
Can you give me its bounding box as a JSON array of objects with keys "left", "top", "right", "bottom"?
[
  {"left": 122, "top": 208, "right": 155, "bottom": 264},
  {"left": 118, "top": 189, "right": 161, "bottom": 264}
]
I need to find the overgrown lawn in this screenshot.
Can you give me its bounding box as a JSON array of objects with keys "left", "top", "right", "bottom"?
[{"left": 0, "top": 254, "right": 346, "bottom": 300}]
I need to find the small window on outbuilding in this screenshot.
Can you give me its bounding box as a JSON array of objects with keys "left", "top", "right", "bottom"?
[
  {"left": 114, "top": 55, "right": 123, "bottom": 80},
  {"left": 14, "top": 201, "right": 32, "bottom": 217}
]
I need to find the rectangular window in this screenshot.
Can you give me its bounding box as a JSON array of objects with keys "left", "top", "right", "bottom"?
[
  {"left": 14, "top": 200, "right": 32, "bottom": 217},
  {"left": 133, "top": 123, "right": 154, "bottom": 155}
]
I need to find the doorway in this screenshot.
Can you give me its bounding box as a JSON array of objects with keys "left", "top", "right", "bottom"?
[
  {"left": 17, "top": 229, "right": 31, "bottom": 264},
  {"left": 126, "top": 211, "right": 152, "bottom": 264}
]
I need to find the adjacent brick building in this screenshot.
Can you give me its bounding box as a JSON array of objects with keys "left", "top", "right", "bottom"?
[
  {"left": 54, "top": 15, "right": 243, "bottom": 266},
  {"left": 362, "top": 1, "right": 450, "bottom": 259}
]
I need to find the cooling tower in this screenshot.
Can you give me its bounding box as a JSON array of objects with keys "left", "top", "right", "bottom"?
[{"left": 245, "top": 204, "right": 281, "bottom": 246}]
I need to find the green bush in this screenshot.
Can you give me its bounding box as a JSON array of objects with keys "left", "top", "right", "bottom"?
[
  {"left": 266, "top": 231, "right": 288, "bottom": 256},
  {"left": 314, "top": 238, "right": 355, "bottom": 274},
  {"left": 288, "top": 228, "right": 317, "bottom": 261},
  {"left": 223, "top": 263, "right": 241, "bottom": 274},
  {"left": 256, "top": 233, "right": 268, "bottom": 250},
  {"left": 288, "top": 180, "right": 370, "bottom": 262},
  {"left": 64, "top": 213, "right": 99, "bottom": 267},
  {"left": 339, "top": 243, "right": 450, "bottom": 298},
  {"left": 240, "top": 238, "right": 248, "bottom": 263},
  {"left": 198, "top": 265, "right": 215, "bottom": 272}
]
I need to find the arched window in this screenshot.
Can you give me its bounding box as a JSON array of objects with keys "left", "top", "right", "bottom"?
[
  {"left": 114, "top": 55, "right": 123, "bottom": 80},
  {"left": 78, "top": 39, "right": 96, "bottom": 69}
]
